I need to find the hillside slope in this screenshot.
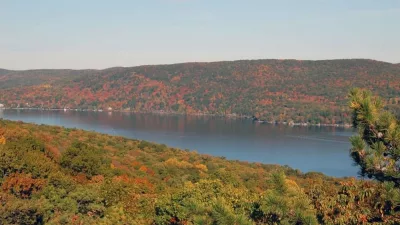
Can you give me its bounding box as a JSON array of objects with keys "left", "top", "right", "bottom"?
[
  {"left": 0, "top": 119, "right": 399, "bottom": 224},
  {"left": 1, "top": 59, "right": 400, "bottom": 123}
]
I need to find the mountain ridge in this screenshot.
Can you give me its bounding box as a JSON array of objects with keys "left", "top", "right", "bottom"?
[
  {"left": 0, "top": 58, "right": 397, "bottom": 71},
  {"left": 0, "top": 58, "right": 399, "bottom": 124}
]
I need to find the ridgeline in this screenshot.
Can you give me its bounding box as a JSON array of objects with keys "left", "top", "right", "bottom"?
[{"left": 1, "top": 59, "right": 399, "bottom": 124}]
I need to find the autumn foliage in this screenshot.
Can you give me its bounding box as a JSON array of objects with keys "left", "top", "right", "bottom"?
[
  {"left": 1, "top": 59, "right": 400, "bottom": 124},
  {"left": 2, "top": 173, "right": 45, "bottom": 199}
]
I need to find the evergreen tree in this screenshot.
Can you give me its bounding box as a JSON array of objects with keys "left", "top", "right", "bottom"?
[{"left": 349, "top": 88, "right": 400, "bottom": 185}]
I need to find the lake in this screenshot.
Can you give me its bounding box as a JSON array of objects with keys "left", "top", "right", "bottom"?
[{"left": 0, "top": 109, "right": 359, "bottom": 177}]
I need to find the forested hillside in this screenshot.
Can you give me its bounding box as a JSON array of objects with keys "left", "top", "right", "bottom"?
[
  {"left": 1, "top": 59, "right": 400, "bottom": 124},
  {"left": 0, "top": 118, "right": 400, "bottom": 224}
]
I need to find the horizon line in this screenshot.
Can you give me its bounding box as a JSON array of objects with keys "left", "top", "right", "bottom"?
[{"left": 1, "top": 57, "right": 398, "bottom": 71}]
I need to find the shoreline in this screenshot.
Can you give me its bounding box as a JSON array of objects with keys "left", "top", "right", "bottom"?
[{"left": 1, "top": 107, "right": 353, "bottom": 128}]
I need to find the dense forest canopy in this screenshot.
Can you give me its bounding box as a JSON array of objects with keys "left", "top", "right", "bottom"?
[
  {"left": 1, "top": 88, "right": 400, "bottom": 224},
  {"left": 1, "top": 59, "right": 400, "bottom": 124}
]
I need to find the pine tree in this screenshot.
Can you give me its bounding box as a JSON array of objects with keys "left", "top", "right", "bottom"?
[{"left": 349, "top": 88, "right": 400, "bottom": 185}]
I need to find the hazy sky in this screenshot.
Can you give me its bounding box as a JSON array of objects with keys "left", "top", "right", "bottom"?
[{"left": 1, "top": 0, "right": 399, "bottom": 69}]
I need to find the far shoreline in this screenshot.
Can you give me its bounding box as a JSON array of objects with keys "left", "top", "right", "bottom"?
[{"left": 1, "top": 107, "right": 353, "bottom": 128}]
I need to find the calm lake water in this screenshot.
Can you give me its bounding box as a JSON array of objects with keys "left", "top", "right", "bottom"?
[{"left": 0, "top": 109, "right": 358, "bottom": 177}]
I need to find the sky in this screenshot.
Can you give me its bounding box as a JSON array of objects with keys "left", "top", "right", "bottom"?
[{"left": 0, "top": 0, "right": 399, "bottom": 70}]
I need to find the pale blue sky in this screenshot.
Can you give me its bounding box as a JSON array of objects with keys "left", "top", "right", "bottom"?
[{"left": 1, "top": 0, "right": 399, "bottom": 69}]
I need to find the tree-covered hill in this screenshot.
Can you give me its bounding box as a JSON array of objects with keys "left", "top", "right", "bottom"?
[
  {"left": 0, "top": 69, "right": 10, "bottom": 75},
  {"left": 1, "top": 59, "right": 400, "bottom": 124},
  {"left": 0, "top": 116, "right": 399, "bottom": 224}
]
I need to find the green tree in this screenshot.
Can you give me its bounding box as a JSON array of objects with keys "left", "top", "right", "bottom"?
[
  {"left": 154, "top": 179, "right": 254, "bottom": 225},
  {"left": 349, "top": 88, "right": 400, "bottom": 185},
  {"left": 250, "top": 172, "right": 318, "bottom": 225},
  {"left": 0, "top": 193, "right": 48, "bottom": 225},
  {"left": 60, "top": 142, "right": 110, "bottom": 178}
]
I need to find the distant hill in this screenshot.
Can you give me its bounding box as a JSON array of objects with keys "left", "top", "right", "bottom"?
[
  {"left": 0, "top": 69, "right": 10, "bottom": 75},
  {"left": 1, "top": 59, "right": 399, "bottom": 124},
  {"left": 0, "top": 69, "right": 96, "bottom": 89}
]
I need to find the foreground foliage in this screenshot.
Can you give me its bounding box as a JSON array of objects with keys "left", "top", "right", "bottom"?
[{"left": 349, "top": 88, "right": 400, "bottom": 185}]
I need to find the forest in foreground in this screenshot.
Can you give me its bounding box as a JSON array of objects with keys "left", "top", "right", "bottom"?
[
  {"left": 1, "top": 59, "right": 400, "bottom": 124},
  {"left": 1, "top": 89, "right": 400, "bottom": 224}
]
